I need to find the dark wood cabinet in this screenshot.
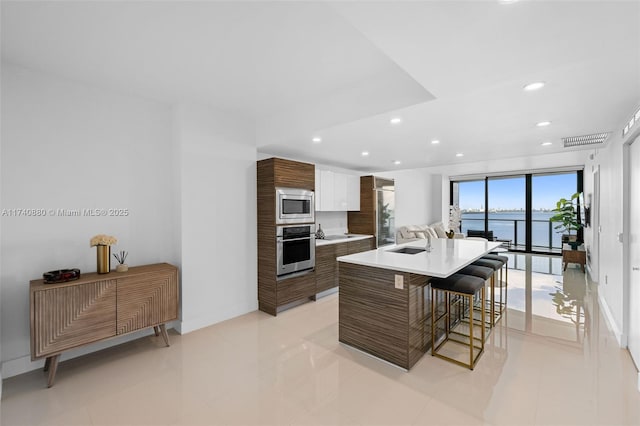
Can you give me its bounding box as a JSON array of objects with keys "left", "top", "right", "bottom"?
[
  {"left": 347, "top": 176, "right": 376, "bottom": 236},
  {"left": 257, "top": 157, "right": 316, "bottom": 315},
  {"left": 258, "top": 157, "right": 315, "bottom": 193},
  {"left": 315, "top": 244, "right": 336, "bottom": 294},
  {"left": 315, "top": 237, "right": 374, "bottom": 294},
  {"left": 347, "top": 238, "right": 375, "bottom": 254}
]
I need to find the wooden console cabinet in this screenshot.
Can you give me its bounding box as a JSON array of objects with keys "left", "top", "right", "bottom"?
[{"left": 30, "top": 263, "right": 179, "bottom": 387}]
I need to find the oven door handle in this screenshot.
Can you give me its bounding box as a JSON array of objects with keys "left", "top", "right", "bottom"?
[{"left": 276, "top": 236, "right": 313, "bottom": 242}]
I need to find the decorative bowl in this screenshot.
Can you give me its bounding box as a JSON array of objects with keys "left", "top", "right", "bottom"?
[{"left": 43, "top": 269, "right": 81, "bottom": 284}]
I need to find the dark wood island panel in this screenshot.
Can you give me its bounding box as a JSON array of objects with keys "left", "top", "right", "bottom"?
[{"left": 338, "top": 262, "right": 431, "bottom": 370}]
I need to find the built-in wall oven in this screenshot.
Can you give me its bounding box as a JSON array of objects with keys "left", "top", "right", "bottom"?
[
  {"left": 276, "top": 225, "right": 315, "bottom": 278},
  {"left": 276, "top": 187, "right": 314, "bottom": 224}
]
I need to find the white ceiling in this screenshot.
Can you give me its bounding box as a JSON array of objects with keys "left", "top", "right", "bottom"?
[{"left": 2, "top": 1, "right": 639, "bottom": 172}]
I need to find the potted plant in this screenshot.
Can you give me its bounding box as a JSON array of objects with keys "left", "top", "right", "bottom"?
[{"left": 549, "top": 192, "right": 583, "bottom": 249}]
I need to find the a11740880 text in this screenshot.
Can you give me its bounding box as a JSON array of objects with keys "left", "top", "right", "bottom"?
[{"left": 1, "top": 208, "right": 130, "bottom": 217}]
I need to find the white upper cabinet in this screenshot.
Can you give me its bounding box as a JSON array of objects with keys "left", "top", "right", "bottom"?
[
  {"left": 316, "top": 169, "right": 360, "bottom": 211},
  {"left": 346, "top": 174, "right": 360, "bottom": 211},
  {"left": 319, "top": 170, "right": 334, "bottom": 211},
  {"left": 315, "top": 169, "right": 321, "bottom": 211},
  {"left": 334, "top": 172, "right": 348, "bottom": 211}
]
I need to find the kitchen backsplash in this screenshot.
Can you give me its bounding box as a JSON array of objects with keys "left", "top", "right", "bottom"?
[{"left": 316, "top": 211, "right": 348, "bottom": 236}]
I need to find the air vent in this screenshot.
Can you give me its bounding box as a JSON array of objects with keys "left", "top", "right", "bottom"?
[{"left": 562, "top": 132, "right": 610, "bottom": 148}]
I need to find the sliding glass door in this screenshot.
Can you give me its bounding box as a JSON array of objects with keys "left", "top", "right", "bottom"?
[
  {"left": 452, "top": 170, "right": 581, "bottom": 254},
  {"left": 488, "top": 176, "right": 526, "bottom": 250},
  {"left": 532, "top": 173, "right": 578, "bottom": 252},
  {"left": 458, "top": 180, "right": 485, "bottom": 236}
]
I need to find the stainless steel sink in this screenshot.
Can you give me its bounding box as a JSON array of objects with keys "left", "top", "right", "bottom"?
[{"left": 388, "top": 247, "right": 426, "bottom": 255}]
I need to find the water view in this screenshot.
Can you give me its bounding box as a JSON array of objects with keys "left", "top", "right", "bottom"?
[
  {"left": 460, "top": 211, "right": 562, "bottom": 250},
  {"left": 454, "top": 173, "right": 580, "bottom": 252}
]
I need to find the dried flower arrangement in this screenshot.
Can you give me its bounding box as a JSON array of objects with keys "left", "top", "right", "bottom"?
[
  {"left": 113, "top": 250, "right": 128, "bottom": 265},
  {"left": 90, "top": 234, "right": 118, "bottom": 247}
]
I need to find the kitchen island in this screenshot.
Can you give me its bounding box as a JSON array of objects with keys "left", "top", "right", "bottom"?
[{"left": 337, "top": 238, "right": 501, "bottom": 370}]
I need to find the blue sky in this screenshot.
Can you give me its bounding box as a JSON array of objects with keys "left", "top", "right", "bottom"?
[{"left": 458, "top": 173, "right": 578, "bottom": 210}]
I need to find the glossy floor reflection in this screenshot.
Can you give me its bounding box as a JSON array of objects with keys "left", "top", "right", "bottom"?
[{"left": 3, "top": 254, "right": 640, "bottom": 425}]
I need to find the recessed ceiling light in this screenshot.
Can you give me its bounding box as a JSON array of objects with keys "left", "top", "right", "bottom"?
[
  {"left": 361, "top": 151, "right": 369, "bottom": 157},
  {"left": 431, "top": 140, "right": 440, "bottom": 144},
  {"left": 390, "top": 117, "right": 402, "bottom": 125},
  {"left": 312, "top": 137, "right": 322, "bottom": 143},
  {"left": 393, "top": 160, "right": 402, "bottom": 165},
  {"left": 523, "top": 81, "right": 545, "bottom": 91},
  {"left": 499, "top": 0, "right": 519, "bottom": 4},
  {"left": 536, "top": 121, "right": 552, "bottom": 127},
  {"left": 541, "top": 141, "right": 553, "bottom": 146},
  {"left": 456, "top": 153, "right": 464, "bottom": 157}
]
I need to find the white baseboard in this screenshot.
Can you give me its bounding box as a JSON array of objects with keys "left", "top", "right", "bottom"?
[
  {"left": 1, "top": 323, "right": 178, "bottom": 379},
  {"left": 177, "top": 302, "right": 257, "bottom": 335},
  {"left": 598, "top": 290, "right": 625, "bottom": 347}
]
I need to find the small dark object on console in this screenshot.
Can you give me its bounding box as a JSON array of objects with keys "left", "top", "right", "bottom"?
[{"left": 43, "top": 269, "right": 81, "bottom": 284}]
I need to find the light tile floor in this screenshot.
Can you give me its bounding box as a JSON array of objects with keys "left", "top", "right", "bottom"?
[{"left": 2, "top": 255, "right": 640, "bottom": 425}]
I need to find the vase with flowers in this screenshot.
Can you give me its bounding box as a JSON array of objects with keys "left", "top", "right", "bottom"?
[
  {"left": 113, "top": 250, "right": 129, "bottom": 272},
  {"left": 90, "top": 234, "right": 117, "bottom": 274}
]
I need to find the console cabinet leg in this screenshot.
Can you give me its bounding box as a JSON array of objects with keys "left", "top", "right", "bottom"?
[
  {"left": 153, "top": 326, "right": 160, "bottom": 336},
  {"left": 46, "top": 355, "right": 60, "bottom": 388},
  {"left": 43, "top": 356, "right": 51, "bottom": 372},
  {"left": 159, "top": 324, "right": 170, "bottom": 347}
]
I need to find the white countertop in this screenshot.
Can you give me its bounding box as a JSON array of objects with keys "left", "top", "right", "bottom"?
[
  {"left": 316, "top": 234, "right": 373, "bottom": 246},
  {"left": 337, "top": 239, "right": 502, "bottom": 278}
]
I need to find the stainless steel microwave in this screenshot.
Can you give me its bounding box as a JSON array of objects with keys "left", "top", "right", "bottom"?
[{"left": 275, "top": 187, "right": 314, "bottom": 224}]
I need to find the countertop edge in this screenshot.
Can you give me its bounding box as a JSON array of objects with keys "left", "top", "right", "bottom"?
[
  {"left": 316, "top": 235, "right": 373, "bottom": 246},
  {"left": 337, "top": 240, "right": 502, "bottom": 278}
]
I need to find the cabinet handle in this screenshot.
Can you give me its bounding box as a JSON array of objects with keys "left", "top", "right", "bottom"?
[{"left": 633, "top": 267, "right": 640, "bottom": 271}]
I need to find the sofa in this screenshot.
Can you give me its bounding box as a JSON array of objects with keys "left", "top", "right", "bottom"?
[{"left": 395, "top": 222, "right": 464, "bottom": 244}]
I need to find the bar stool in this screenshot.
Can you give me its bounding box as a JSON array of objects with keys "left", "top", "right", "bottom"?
[
  {"left": 457, "top": 264, "right": 495, "bottom": 334},
  {"left": 470, "top": 257, "right": 504, "bottom": 326},
  {"left": 483, "top": 254, "right": 508, "bottom": 321},
  {"left": 430, "top": 274, "right": 486, "bottom": 370}
]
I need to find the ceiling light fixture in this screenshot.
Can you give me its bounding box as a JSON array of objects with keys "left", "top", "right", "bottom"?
[
  {"left": 498, "top": 0, "right": 519, "bottom": 4},
  {"left": 390, "top": 117, "right": 402, "bottom": 125},
  {"left": 456, "top": 153, "right": 464, "bottom": 157},
  {"left": 536, "top": 121, "right": 551, "bottom": 127},
  {"left": 523, "top": 81, "right": 545, "bottom": 91},
  {"left": 393, "top": 160, "right": 402, "bottom": 165},
  {"left": 312, "top": 137, "right": 322, "bottom": 143},
  {"left": 431, "top": 140, "right": 440, "bottom": 144},
  {"left": 361, "top": 151, "right": 369, "bottom": 157},
  {"left": 541, "top": 141, "right": 553, "bottom": 146}
]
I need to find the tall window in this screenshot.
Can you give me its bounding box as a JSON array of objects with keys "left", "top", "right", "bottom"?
[
  {"left": 488, "top": 176, "right": 526, "bottom": 248},
  {"left": 458, "top": 180, "right": 485, "bottom": 237},
  {"left": 452, "top": 170, "right": 581, "bottom": 254},
  {"left": 532, "top": 173, "right": 578, "bottom": 251}
]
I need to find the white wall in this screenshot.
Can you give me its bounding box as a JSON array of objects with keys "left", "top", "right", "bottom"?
[
  {"left": 0, "top": 63, "right": 178, "bottom": 377},
  {"left": 174, "top": 104, "right": 257, "bottom": 333},
  {"left": 377, "top": 168, "right": 442, "bottom": 227},
  {"left": 583, "top": 132, "right": 630, "bottom": 344}
]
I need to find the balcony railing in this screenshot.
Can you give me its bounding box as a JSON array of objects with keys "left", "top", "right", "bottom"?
[{"left": 460, "top": 217, "right": 563, "bottom": 253}]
